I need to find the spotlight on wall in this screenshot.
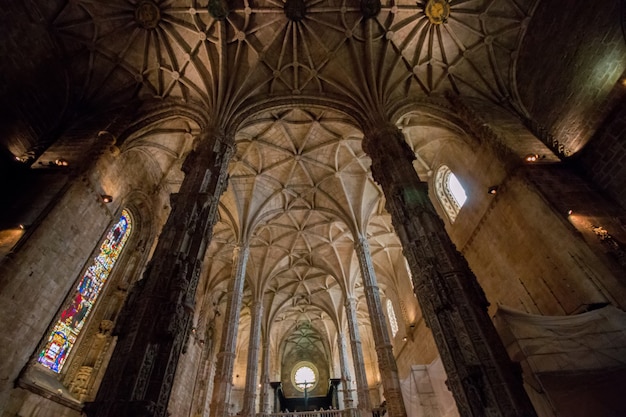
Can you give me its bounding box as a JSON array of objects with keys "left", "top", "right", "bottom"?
[
  {"left": 488, "top": 186, "right": 499, "bottom": 195},
  {"left": 101, "top": 194, "right": 113, "bottom": 203},
  {"left": 524, "top": 154, "right": 539, "bottom": 163}
]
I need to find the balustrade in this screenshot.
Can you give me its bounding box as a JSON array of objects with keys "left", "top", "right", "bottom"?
[{"left": 257, "top": 408, "right": 357, "bottom": 417}]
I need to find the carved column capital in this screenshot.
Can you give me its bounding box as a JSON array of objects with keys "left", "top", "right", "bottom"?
[{"left": 344, "top": 296, "right": 358, "bottom": 309}]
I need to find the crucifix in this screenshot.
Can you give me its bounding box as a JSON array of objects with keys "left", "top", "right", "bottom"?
[{"left": 300, "top": 380, "right": 313, "bottom": 410}]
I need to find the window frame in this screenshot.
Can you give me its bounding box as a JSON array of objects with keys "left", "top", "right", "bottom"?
[{"left": 434, "top": 165, "right": 466, "bottom": 223}]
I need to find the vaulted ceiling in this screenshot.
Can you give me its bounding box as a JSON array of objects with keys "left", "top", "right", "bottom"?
[
  {"left": 4, "top": 0, "right": 625, "bottom": 383},
  {"left": 49, "top": 0, "right": 534, "bottom": 118},
  {"left": 43, "top": 1, "right": 538, "bottom": 347}
]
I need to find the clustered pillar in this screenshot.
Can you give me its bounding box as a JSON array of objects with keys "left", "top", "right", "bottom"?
[
  {"left": 243, "top": 300, "right": 264, "bottom": 417},
  {"left": 362, "top": 123, "right": 537, "bottom": 417},
  {"left": 260, "top": 339, "right": 272, "bottom": 413},
  {"left": 344, "top": 297, "right": 372, "bottom": 417},
  {"left": 355, "top": 237, "right": 407, "bottom": 417},
  {"left": 211, "top": 244, "right": 250, "bottom": 417},
  {"left": 337, "top": 332, "right": 354, "bottom": 411},
  {"left": 85, "top": 127, "right": 234, "bottom": 417}
]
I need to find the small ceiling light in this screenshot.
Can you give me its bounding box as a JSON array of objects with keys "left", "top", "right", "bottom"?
[
  {"left": 524, "top": 154, "right": 539, "bottom": 163},
  {"left": 101, "top": 194, "right": 113, "bottom": 203},
  {"left": 488, "top": 186, "right": 498, "bottom": 195}
]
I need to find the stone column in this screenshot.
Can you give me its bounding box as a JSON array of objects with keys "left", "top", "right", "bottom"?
[
  {"left": 85, "top": 127, "right": 234, "bottom": 417},
  {"left": 362, "top": 123, "right": 537, "bottom": 417},
  {"left": 260, "top": 339, "right": 272, "bottom": 413},
  {"left": 330, "top": 379, "right": 341, "bottom": 409},
  {"left": 344, "top": 297, "right": 371, "bottom": 417},
  {"left": 270, "top": 382, "right": 282, "bottom": 412},
  {"left": 354, "top": 237, "right": 407, "bottom": 417},
  {"left": 337, "top": 332, "right": 354, "bottom": 410},
  {"left": 210, "top": 244, "right": 250, "bottom": 417},
  {"left": 243, "top": 300, "right": 264, "bottom": 417}
]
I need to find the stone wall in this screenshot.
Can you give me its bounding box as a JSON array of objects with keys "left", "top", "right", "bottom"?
[
  {"left": 577, "top": 99, "right": 626, "bottom": 210},
  {"left": 516, "top": 0, "right": 626, "bottom": 155}
]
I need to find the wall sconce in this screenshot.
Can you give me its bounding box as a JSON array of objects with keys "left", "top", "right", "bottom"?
[
  {"left": 101, "top": 194, "right": 113, "bottom": 203},
  {"left": 402, "top": 336, "right": 408, "bottom": 342},
  {"left": 488, "top": 186, "right": 498, "bottom": 195},
  {"left": 524, "top": 154, "right": 539, "bottom": 162},
  {"left": 55, "top": 158, "right": 69, "bottom": 167}
]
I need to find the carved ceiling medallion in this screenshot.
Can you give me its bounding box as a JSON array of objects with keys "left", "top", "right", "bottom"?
[
  {"left": 424, "top": 0, "right": 450, "bottom": 25},
  {"left": 285, "top": 0, "right": 307, "bottom": 22},
  {"left": 135, "top": 1, "right": 160, "bottom": 29}
]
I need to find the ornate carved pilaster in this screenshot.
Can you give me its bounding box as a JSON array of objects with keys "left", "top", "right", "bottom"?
[
  {"left": 270, "top": 382, "right": 282, "bottom": 413},
  {"left": 210, "top": 244, "right": 250, "bottom": 417},
  {"left": 344, "top": 297, "right": 371, "bottom": 416},
  {"left": 337, "top": 332, "right": 354, "bottom": 410},
  {"left": 243, "top": 300, "right": 264, "bottom": 417},
  {"left": 261, "top": 339, "right": 272, "bottom": 413},
  {"left": 354, "top": 237, "right": 406, "bottom": 417},
  {"left": 362, "top": 123, "right": 537, "bottom": 417},
  {"left": 85, "top": 127, "right": 234, "bottom": 417}
]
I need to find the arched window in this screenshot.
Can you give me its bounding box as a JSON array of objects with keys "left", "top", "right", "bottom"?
[
  {"left": 386, "top": 299, "right": 399, "bottom": 338},
  {"left": 435, "top": 165, "right": 467, "bottom": 223},
  {"left": 38, "top": 209, "right": 132, "bottom": 373}
]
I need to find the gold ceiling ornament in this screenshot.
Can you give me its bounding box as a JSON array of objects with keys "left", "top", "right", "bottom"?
[
  {"left": 424, "top": 0, "right": 450, "bottom": 25},
  {"left": 135, "top": 1, "right": 160, "bottom": 29}
]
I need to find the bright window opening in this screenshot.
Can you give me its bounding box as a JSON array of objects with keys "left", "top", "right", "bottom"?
[
  {"left": 448, "top": 172, "right": 467, "bottom": 207},
  {"left": 294, "top": 366, "right": 316, "bottom": 386},
  {"left": 435, "top": 165, "right": 467, "bottom": 223},
  {"left": 292, "top": 362, "right": 318, "bottom": 392},
  {"left": 387, "top": 299, "right": 399, "bottom": 338}
]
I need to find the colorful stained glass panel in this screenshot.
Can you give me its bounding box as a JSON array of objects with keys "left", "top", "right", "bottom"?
[{"left": 38, "top": 210, "right": 132, "bottom": 372}]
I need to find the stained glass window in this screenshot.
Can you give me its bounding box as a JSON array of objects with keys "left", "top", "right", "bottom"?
[
  {"left": 38, "top": 210, "right": 132, "bottom": 373},
  {"left": 387, "top": 299, "right": 399, "bottom": 338}
]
